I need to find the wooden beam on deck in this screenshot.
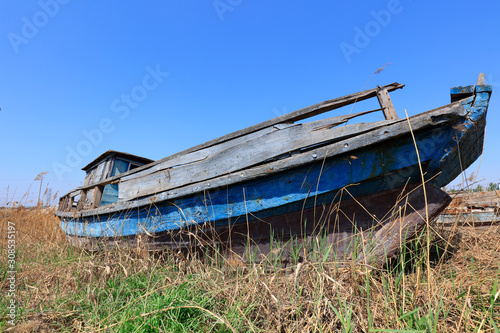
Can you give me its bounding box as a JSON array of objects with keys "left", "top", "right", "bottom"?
[
  {"left": 377, "top": 88, "right": 398, "bottom": 120},
  {"left": 92, "top": 186, "right": 104, "bottom": 208},
  {"left": 76, "top": 190, "right": 88, "bottom": 210}
]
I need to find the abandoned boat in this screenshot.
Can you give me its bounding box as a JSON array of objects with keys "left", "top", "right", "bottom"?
[
  {"left": 437, "top": 190, "right": 500, "bottom": 225},
  {"left": 56, "top": 74, "right": 492, "bottom": 263}
]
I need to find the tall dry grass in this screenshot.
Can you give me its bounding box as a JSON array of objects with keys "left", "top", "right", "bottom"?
[{"left": 1, "top": 206, "right": 499, "bottom": 332}]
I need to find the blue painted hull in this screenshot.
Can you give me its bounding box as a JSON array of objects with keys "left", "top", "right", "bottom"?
[
  {"left": 58, "top": 81, "right": 492, "bottom": 248},
  {"left": 61, "top": 124, "right": 476, "bottom": 238}
]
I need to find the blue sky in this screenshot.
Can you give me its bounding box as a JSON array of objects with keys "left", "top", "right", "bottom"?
[{"left": 1, "top": 0, "right": 499, "bottom": 206}]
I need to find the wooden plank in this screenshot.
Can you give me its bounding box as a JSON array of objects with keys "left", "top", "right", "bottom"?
[
  {"left": 122, "top": 108, "right": 382, "bottom": 182},
  {"left": 58, "top": 196, "right": 67, "bottom": 211},
  {"left": 144, "top": 102, "right": 464, "bottom": 198},
  {"left": 450, "top": 85, "right": 475, "bottom": 102},
  {"left": 377, "top": 88, "right": 398, "bottom": 120},
  {"left": 437, "top": 212, "right": 500, "bottom": 225},
  {"left": 449, "top": 74, "right": 487, "bottom": 103},
  {"left": 83, "top": 157, "right": 114, "bottom": 186},
  {"left": 92, "top": 186, "right": 104, "bottom": 208},
  {"left": 76, "top": 190, "right": 88, "bottom": 210},
  {"left": 449, "top": 194, "right": 500, "bottom": 209},
  {"left": 69, "top": 123, "right": 294, "bottom": 193},
  {"left": 121, "top": 124, "right": 297, "bottom": 182},
  {"left": 477, "top": 73, "right": 485, "bottom": 85},
  {"left": 67, "top": 196, "right": 74, "bottom": 212},
  {"left": 85, "top": 188, "right": 95, "bottom": 207},
  {"left": 118, "top": 115, "right": 400, "bottom": 201},
  {"left": 476, "top": 85, "right": 492, "bottom": 93}
]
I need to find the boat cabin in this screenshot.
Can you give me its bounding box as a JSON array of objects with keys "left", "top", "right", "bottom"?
[{"left": 81, "top": 150, "right": 154, "bottom": 206}]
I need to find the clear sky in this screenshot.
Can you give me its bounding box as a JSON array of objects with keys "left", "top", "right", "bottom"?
[{"left": 1, "top": 0, "right": 499, "bottom": 206}]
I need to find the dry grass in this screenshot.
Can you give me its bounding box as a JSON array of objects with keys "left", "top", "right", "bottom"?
[{"left": 1, "top": 207, "right": 499, "bottom": 332}]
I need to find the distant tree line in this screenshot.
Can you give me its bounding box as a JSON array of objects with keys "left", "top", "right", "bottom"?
[
  {"left": 445, "top": 181, "right": 500, "bottom": 193},
  {"left": 472, "top": 182, "right": 500, "bottom": 192}
]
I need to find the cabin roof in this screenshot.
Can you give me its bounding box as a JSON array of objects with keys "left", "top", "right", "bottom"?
[{"left": 82, "top": 150, "right": 154, "bottom": 171}]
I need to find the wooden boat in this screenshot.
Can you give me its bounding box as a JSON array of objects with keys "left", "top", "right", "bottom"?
[
  {"left": 56, "top": 74, "right": 492, "bottom": 264},
  {"left": 437, "top": 190, "right": 500, "bottom": 225}
]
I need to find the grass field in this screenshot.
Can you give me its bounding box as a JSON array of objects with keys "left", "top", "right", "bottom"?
[{"left": 1, "top": 206, "right": 499, "bottom": 332}]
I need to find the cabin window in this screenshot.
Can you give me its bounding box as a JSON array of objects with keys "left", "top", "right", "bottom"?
[
  {"left": 110, "top": 159, "right": 130, "bottom": 177},
  {"left": 100, "top": 184, "right": 119, "bottom": 206},
  {"left": 100, "top": 158, "right": 145, "bottom": 206}
]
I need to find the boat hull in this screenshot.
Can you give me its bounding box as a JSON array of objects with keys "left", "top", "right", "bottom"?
[
  {"left": 66, "top": 183, "right": 451, "bottom": 265},
  {"left": 61, "top": 126, "right": 446, "bottom": 235},
  {"left": 57, "top": 79, "right": 492, "bottom": 261}
]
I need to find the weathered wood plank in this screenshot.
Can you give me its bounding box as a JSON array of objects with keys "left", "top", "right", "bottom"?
[
  {"left": 477, "top": 73, "right": 485, "bottom": 85},
  {"left": 121, "top": 123, "right": 298, "bottom": 182},
  {"left": 92, "top": 186, "right": 104, "bottom": 208},
  {"left": 122, "top": 108, "right": 383, "bottom": 183},
  {"left": 67, "top": 196, "right": 74, "bottom": 212},
  {"left": 84, "top": 158, "right": 112, "bottom": 186},
  {"left": 69, "top": 123, "right": 295, "bottom": 193},
  {"left": 76, "top": 190, "right": 87, "bottom": 210},
  {"left": 59, "top": 196, "right": 68, "bottom": 211},
  {"left": 85, "top": 188, "right": 95, "bottom": 208},
  {"left": 377, "top": 88, "right": 398, "bottom": 120},
  {"left": 118, "top": 115, "right": 400, "bottom": 201},
  {"left": 450, "top": 85, "right": 475, "bottom": 102},
  {"left": 447, "top": 191, "right": 500, "bottom": 209}
]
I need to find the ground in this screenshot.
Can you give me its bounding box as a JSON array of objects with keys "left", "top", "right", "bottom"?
[{"left": 1, "top": 207, "right": 499, "bottom": 332}]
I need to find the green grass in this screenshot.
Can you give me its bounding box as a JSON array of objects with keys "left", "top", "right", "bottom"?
[
  {"left": 1, "top": 207, "right": 500, "bottom": 332},
  {"left": 79, "top": 275, "right": 224, "bottom": 332}
]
